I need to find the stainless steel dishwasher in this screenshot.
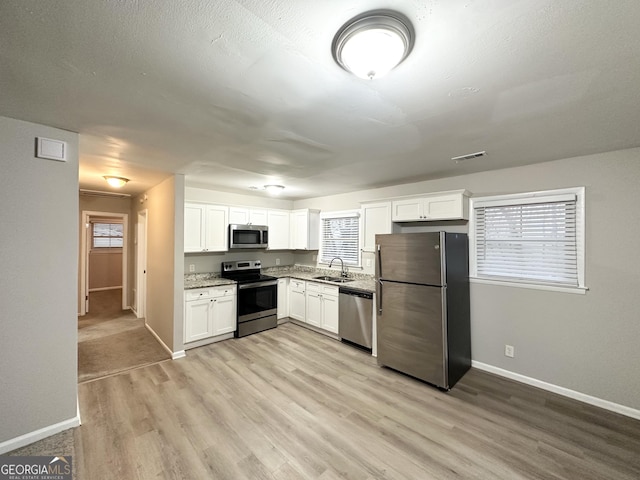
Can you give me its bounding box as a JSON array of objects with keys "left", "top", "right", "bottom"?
[{"left": 338, "top": 287, "right": 373, "bottom": 350}]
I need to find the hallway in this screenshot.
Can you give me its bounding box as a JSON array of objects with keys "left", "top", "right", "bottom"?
[{"left": 78, "top": 289, "right": 170, "bottom": 383}]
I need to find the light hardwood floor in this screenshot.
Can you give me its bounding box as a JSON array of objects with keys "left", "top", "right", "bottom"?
[{"left": 75, "top": 322, "right": 640, "bottom": 479}]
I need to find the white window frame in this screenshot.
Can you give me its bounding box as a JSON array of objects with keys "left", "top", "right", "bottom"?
[
  {"left": 91, "top": 221, "right": 124, "bottom": 250},
  {"left": 318, "top": 210, "right": 361, "bottom": 268},
  {"left": 469, "top": 187, "right": 587, "bottom": 294}
]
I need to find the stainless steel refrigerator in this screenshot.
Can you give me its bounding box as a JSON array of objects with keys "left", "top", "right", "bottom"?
[{"left": 375, "top": 232, "right": 471, "bottom": 390}]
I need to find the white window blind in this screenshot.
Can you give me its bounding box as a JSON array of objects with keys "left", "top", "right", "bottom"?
[
  {"left": 320, "top": 213, "right": 360, "bottom": 266},
  {"left": 92, "top": 222, "right": 124, "bottom": 248},
  {"left": 474, "top": 193, "right": 579, "bottom": 286}
]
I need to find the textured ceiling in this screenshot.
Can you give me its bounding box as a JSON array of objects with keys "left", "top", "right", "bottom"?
[{"left": 2, "top": 1, "right": 640, "bottom": 199}]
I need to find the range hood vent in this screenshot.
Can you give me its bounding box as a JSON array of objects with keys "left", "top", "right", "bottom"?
[
  {"left": 452, "top": 151, "right": 486, "bottom": 163},
  {"left": 79, "top": 189, "right": 131, "bottom": 198}
]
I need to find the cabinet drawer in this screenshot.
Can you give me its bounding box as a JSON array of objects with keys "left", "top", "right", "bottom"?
[
  {"left": 306, "top": 281, "right": 339, "bottom": 297},
  {"left": 321, "top": 285, "right": 339, "bottom": 297},
  {"left": 290, "top": 279, "right": 306, "bottom": 292},
  {"left": 185, "top": 289, "right": 213, "bottom": 301},
  {"left": 210, "top": 286, "right": 236, "bottom": 298}
]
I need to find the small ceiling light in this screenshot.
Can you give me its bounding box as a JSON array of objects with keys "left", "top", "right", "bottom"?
[
  {"left": 332, "top": 10, "right": 414, "bottom": 80},
  {"left": 264, "top": 184, "right": 285, "bottom": 195},
  {"left": 103, "top": 176, "right": 129, "bottom": 188}
]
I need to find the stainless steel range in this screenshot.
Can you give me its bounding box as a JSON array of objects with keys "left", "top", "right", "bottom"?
[{"left": 221, "top": 260, "right": 278, "bottom": 337}]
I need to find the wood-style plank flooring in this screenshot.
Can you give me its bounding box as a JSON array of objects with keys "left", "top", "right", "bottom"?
[{"left": 75, "top": 322, "right": 640, "bottom": 479}]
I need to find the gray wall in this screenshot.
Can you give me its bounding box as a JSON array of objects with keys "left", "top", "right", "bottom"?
[
  {"left": 135, "top": 175, "right": 185, "bottom": 353},
  {"left": 293, "top": 148, "right": 640, "bottom": 411},
  {"left": 0, "top": 116, "right": 79, "bottom": 443}
]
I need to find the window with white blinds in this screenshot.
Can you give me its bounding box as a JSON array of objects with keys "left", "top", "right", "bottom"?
[
  {"left": 470, "top": 188, "right": 585, "bottom": 291},
  {"left": 92, "top": 222, "right": 124, "bottom": 248},
  {"left": 319, "top": 211, "right": 360, "bottom": 266}
]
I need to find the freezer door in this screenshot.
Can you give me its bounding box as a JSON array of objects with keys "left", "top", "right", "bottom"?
[
  {"left": 375, "top": 233, "right": 443, "bottom": 286},
  {"left": 377, "top": 281, "right": 446, "bottom": 387}
]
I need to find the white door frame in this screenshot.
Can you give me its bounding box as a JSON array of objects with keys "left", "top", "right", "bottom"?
[
  {"left": 79, "top": 210, "right": 129, "bottom": 315},
  {"left": 135, "top": 209, "right": 148, "bottom": 319}
]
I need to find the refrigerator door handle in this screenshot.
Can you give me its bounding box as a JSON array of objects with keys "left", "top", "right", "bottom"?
[
  {"left": 376, "top": 243, "right": 382, "bottom": 278},
  {"left": 377, "top": 279, "right": 383, "bottom": 315}
]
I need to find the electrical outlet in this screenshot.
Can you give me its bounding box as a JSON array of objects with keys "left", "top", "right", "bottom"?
[
  {"left": 366, "top": 258, "right": 372, "bottom": 267},
  {"left": 276, "top": 258, "right": 280, "bottom": 265},
  {"left": 189, "top": 264, "right": 195, "bottom": 272},
  {"left": 504, "top": 344, "right": 515, "bottom": 358},
  {"left": 312, "top": 254, "right": 317, "bottom": 261}
]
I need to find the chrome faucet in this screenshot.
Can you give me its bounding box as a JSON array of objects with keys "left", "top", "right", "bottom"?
[{"left": 329, "top": 257, "right": 348, "bottom": 278}]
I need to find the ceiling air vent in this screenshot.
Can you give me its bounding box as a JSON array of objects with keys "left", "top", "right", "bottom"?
[
  {"left": 451, "top": 151, "right": 486, "bottom": 163},
  {"left": 80, "top": 189, "right": 131, "bottom": 198}
]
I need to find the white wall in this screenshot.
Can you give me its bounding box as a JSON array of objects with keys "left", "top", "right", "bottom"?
[
  {"left": 293, "top": 148, "right": 640, "bottom": 412},
  {"left": 135, "top": 175, "right": 185, "bottom": 354},
  {"left": 0, "top": 116, "right": 79, "bottom": 448}
]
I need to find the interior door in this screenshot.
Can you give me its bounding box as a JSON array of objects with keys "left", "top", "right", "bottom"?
[
  {"left": 377, "top": 281, "right": 446, "bottom": 387},
  {"left": 376, "top": 232, "right": 443, "bottom": 285}
]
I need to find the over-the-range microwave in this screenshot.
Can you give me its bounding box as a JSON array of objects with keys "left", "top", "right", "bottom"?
[{"left": 229, "top": 224, "right": 269, "bottom": 249}]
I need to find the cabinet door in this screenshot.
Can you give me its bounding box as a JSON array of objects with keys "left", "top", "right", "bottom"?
[
  {"left": 290, "top": 211, "right": 308, "bottom": 250},
  {"left": 277, "top": 278, "right": 289, "bottom": 319},
  {"left": 305, "top": 290, "right": 322, "bottom": 328},
  {"left": 249, "top": 209, "right": 268, "bottom": 225},
  {"left": 184, "top": 204, "right": 206, "bottom": 252},
  {"left": 362, "top": 202, "right": 392, "bottom": 252},
  {"left": 321, "top": 293, "right": 339, "bottom": 334},
  {"left": 229, "top": 207, "right": 249, "bottom": 225},
  {"left": 204, "top": 205, "right": 228, "bottom": 251},
  {"left": 289, "top": 288, "right": 306, "bottom": 322},
  {"left": 423, "top": 193, "right": 465, "bottom": 220},
  {"left": 212, "top": 295, "right": 236, "bottom": 336},
  {"left": 184, "top": 299, "right": 212, "bottom": 342},
  {"left": 391, "top": 198, "right": 423, "bottom": 221},
  {"left": 268, "top": 210, "right": 291, "bottom": 250}
]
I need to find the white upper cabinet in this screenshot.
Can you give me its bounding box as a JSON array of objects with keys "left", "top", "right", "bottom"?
[
  {"left": 290, "top": 209, "right": 320, "bottom": 250},
  {"left": 228, "top": 207, "right": 268, "bottom": 225},
  {"left": 185, "top": 203, "right": 228, "bottom": 252},
  {"left": 267, "top": 209, "right": 291, "bottom": 250},
  {"left": 361, "top": 201, "right": 392, "bottom": 252},
  {"left": 391, "top": 190, "right": 470, "bottom": 222}
]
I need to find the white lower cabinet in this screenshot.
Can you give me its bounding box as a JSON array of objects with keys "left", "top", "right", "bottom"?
[
  {"left": 184, "top": 286, "right": 236, "bottom": 344},
  {"left": 289, "top": 279, "right": 306, "bottom": 322},
  {"left": 305, "top": 281, "right": 339, "bottom": 334},
  {"left": 277, "top": 278, "right": 289, "bottom": 319}
]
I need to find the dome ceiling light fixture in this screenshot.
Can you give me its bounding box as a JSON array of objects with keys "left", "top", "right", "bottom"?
[
  {"left": 103, "top": 176, "right": 129, "bottom": 188},
  {"left": 332, "top": 10, "right": 415, "bottom": 80},
  {"left": 264, "top": 184, "right": 285, "bottom": 195}
]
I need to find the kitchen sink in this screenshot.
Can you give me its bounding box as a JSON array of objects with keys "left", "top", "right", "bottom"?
[{"left": 313, "top": 275, "right": 354, "bottom": 283}]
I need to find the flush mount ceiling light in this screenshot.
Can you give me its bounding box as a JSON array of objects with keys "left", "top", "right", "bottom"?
[
  {"left": 103, "top": 176, "right": 129, "bottom": 188},
  {"left": 264, "top": 184, "right": 285, "bottom": 195},
  {"left": 332, "top": 10, "right": 414, "bottom": 80}
]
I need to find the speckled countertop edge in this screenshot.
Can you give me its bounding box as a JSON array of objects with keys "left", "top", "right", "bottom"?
[{"left": 184, "top": 266, "right": 376, "bottom": 293}]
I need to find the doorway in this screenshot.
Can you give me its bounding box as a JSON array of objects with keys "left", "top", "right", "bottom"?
[{"left": 79, "top": 211, "right": 128, "bottom": 316}]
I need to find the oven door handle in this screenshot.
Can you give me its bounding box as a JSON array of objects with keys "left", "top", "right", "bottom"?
[{"left": 238, "top": 280, "right": 278, "bottom": 289}]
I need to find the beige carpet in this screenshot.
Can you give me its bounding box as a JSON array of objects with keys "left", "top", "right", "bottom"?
[{"left": 78, "top": 290, "right": 171, "bottom": 383}]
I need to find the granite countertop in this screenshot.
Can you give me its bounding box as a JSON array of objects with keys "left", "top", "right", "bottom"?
[
  {"left": 184, "top": 273, "right": 236, "bottom": 290},
  {"left": 184, "top": 266, "right": 376, "bottom": 293},
  {"left": 263, "top": 266, "right": 376, "bottom": 293}
]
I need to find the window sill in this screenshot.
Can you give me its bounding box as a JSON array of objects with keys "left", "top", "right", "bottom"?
[{"left": 469, "top": 277, "right": 588, "bottom": 295}]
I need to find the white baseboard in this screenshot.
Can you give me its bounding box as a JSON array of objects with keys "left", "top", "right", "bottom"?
[
  {"left": 472, "top": 361, "right": 640, "bottom": 421},
  {"left": 172, "top": 350, "right": 186, "bottom": 360},
  {"left": 0, "top": 415, "right": 81, "bottom": 455},
  {"left": 144, "top": 322, "right": 185, "bottom": 360}
]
